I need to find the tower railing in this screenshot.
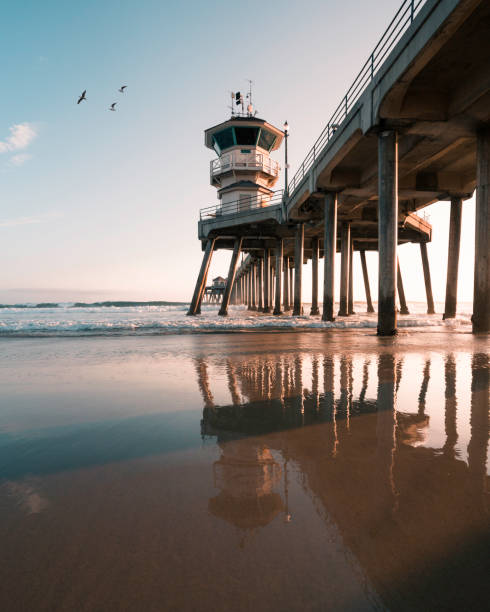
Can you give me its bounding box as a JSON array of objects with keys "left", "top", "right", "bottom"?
[
  {"left": 200, "top": 190, "right": 284, "bottom": 221},
  {"left": 211, "top": 151, "right": 280, "bottom": 179},
  {"left": 288, "top": 0, "right": 427, "bottom": 196}
]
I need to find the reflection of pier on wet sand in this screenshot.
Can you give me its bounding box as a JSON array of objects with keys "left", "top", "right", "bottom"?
[{"left": 197, "top": 349, "right": 489, "bottom": 611}]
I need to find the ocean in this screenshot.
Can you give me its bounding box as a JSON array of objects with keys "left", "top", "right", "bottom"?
[{"left": 0, "top": 300, "right": 473, "bottom": 336}]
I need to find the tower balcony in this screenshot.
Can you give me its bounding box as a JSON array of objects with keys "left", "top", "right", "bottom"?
[{"left": 210, "top": 151, "right": 280, "bottom": 185}]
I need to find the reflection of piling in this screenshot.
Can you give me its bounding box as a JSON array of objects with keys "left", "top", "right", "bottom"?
[
  {"left": 323, "top": 356, "right": 338, "bottom": 456},
  {"left": 468, "top": 353, "right": 489, "bottom": 506},
  {"left": 443, "top": 354, "right": 458, "bottom": 457},
  {"left": 376, "top": 353, "right": 397, "bottom": 511},
  {"left": 195, "top": 358, "right": 215, "bottom": 410},
  {"left": 418, "top": 358, "right": 431, "bottom": 416}
]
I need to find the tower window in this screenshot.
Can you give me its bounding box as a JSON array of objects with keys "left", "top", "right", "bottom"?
[
  {"left": 213, "top": 128, "right": 235, "bottom": 154},
  {"left": 258, "top": 129, "right": 276, "bottom": 152},
  {"left": 234, "top": 127, "right": 259, "bottom": 146}
]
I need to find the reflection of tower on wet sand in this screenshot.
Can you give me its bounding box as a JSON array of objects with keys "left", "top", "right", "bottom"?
[{"left": 196, "top": 346, "right": 489, "bottom": 610}]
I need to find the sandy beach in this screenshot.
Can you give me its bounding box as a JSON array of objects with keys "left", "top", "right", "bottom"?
[{"left": 0, "top": 329, "right": 488, "bottom": 611}]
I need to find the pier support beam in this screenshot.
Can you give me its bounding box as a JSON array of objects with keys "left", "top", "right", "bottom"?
[
  {"left": 473, "top": 127, "right": 490, "bottom": 333},
  {"left": 377, "top": 130, "right": 398, "bottom": 335},
  {"left": 274, "top": 239, "right": 283, "bottom": 315},
  {"left": 289, "top": 267, "right": 293, "bottom": 309},
  {"left": 283, "top": 256, "right": 290, "bottom": 311},
  {"left": 263, "top": 249, "right": 271, "bottom": 313},
  {"left": 443, "top": 197, "right": 463, "bottom": 319},
  {"left": 360, "top": 250, "right": 374, "bottom": 313},
  {"left": 397, "top": 258, "right": 409, "bottom": 314},
  {"left": 420, "top": 242, "right": 435, "bottom": 314},
  {"left": 348, "top": 239, "right": 355, "bottom": 315},
  {"left": 338, "top": 222, "right": 350, "bottom": 316},
  {"left": 257, "top": 257, "right": 263, "bottom": 312},
  {"left": 310, "top": 237, "right": 320, "bottom": 315},
  {"left": 293, "top": 223, "right": 304, "bottom": 316},
  {"left": 219, "top": 238, "right": 242, "bottom": 316},
  {"left": 250, "top": 261, "right": 257, "bottom": 310},
  {"left": 322, "top": 192, "right": 337, "bottom": 322},
  {"left": 187, "top": 238, "right": 216, "bottom": 316}
]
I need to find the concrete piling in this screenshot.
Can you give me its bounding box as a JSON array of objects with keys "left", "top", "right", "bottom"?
[
  {"left": 419, "top": 242, "right": 435, "bottom": 314},
  {"left": 187, "top": 238, "right": 216, "bottom": 316},
  {"left": 219, "top": 237, "right": 242, "bottom": 316},
  {"left": 310, "top": 237, "right": 320, "bottom": 315},
  {"left": 257, "top": 257, "right": 263, "bottom": 312},
  {"left": 443, "top": 196, "right": 463, "bottom": 319},
  {"left": 348, "top": 239, "right": 355, "bottom": 315},
  {"left": 293, "top": 223, "right": 304, "bottom": 316},
  {"left": 263, "top": 249, "right": 271, "bottom": 313},
  {"left": 377, "top": 130, "right": 398, "bottom": 335},
  {"left": 473, "top": 126, "right": 489, "bottom": 333},
  {"left": 283, "top": 256, "right": 290, "bottom": 310},
  {"left": 274, "top": 239, "right": 283, "bottom": 315},
  {"left": 338, "top": 222, "right": 350, "bottom": 317},
  {"left": 397, "top": 258, "right": 410, "bottom": 315},
  {"left": 360, "top": 250, "right": 374, "bottom": 313},
  {"left": 322, "top": 192, "right": 337, "bottom": 322}
]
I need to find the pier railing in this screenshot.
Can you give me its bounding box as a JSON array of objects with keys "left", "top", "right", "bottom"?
[
  {"left": 288, "top": 0, "right": 427, "bottom": 196},
  {"left": 200, "top": 190, "right": 284, "bottom": 221}
]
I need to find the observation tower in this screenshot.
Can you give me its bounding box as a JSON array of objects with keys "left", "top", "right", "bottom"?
[{"left": 204, "top": 89, "right": 284, "bottom": 214}]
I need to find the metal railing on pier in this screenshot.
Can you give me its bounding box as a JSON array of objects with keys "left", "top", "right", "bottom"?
[
  {"left": 288, "top": 0, "right": 427, "bottom": 196},
  {"left": 200, "top": 190, "right": 284, "bottom": 221}
]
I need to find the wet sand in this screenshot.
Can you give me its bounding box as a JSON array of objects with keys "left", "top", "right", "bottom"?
[{"left": 0, "top": 330, "right": 488, "bottom": 611}]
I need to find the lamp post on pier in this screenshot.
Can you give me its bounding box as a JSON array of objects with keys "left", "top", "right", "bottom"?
[{"left": 284, "top": 120, "right": 289, "bottom": 194}]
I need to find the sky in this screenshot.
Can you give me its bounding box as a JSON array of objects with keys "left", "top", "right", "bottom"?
[{"left": 0, "top": 0, "right": 476, "bottom": 304}]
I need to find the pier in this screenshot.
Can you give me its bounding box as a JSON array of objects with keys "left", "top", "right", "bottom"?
[{"left": 189, "top": 0, "right": 490, "bottom": 335}]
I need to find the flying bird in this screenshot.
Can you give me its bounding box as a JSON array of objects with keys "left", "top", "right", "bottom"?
[
  {"left": 109, "top": 102, "right": 117, "bottom": 111},
  {"left": 118, "top": 85, "right": 127, "bottom": 93},
  {"left": 77, "top": 90, "right": 87, "bottom": 104}
]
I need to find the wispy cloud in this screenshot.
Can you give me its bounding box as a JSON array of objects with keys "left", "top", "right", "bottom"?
[
  {"left": 0, "top": 211, "right": 61, "bottom": 228},
  {"left": 0, "top": 123, "right": 38, "bottom": 154},
  {"left": 9, "top": 153, "right": 32, "bottom": 166}
]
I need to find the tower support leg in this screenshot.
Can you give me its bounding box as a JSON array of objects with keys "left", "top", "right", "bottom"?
[
  {"left": 322, "top": 193, "right": 337, "bottom": 321},
  {"left": 293, "top": 223, "right": 304, "bottom": 316},
  {"left": 310, "top": 237, "right": 320, "bottom": 315},
  {"left": 377, "top": 130, "right": 398, "bottom": 335},
  {"left": 338, "top": 222, "right": 350, "bottom": 316},
  {"left": 219, "top": 238, "right": 242, "bottom": 316},
  {"left": 187, "top": 238, "right": 216, "bottom": 316}
]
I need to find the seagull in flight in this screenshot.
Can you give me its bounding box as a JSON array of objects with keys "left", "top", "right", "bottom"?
[
  {"left": 109, "top": 102, "right": 117, "bottom": 111},
  {"left": 118, "top": 85, "right": 127, "bottom": 93},
  {"left": 77, "top": 90, "right": 87, "bottom": 104}
]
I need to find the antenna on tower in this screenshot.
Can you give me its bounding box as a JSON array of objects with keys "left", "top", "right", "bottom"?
[
  {"left": 246, "top": 79, "right": 254, "bottom": 117},
  {"left": 229, "top": 91, "right": 235, "bottom": 117}
]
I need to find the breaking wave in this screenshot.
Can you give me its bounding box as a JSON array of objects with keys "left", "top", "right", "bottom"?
[{"left": 0, "top": 302, "right": 472, "bottom": 337}]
